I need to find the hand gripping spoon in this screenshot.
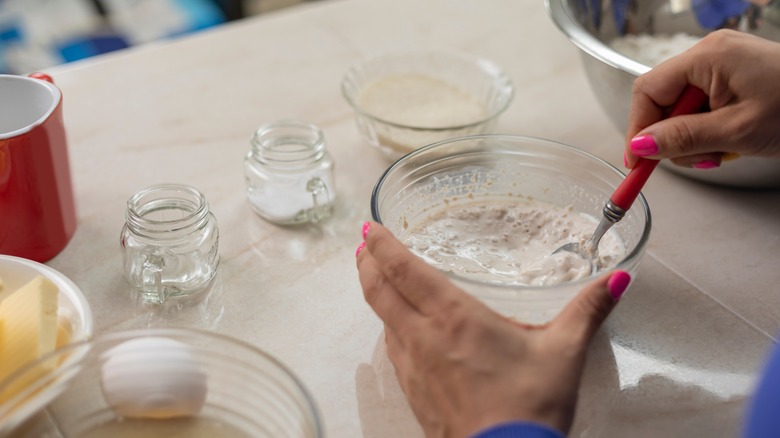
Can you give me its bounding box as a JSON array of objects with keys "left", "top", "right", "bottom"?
[{"left": 554, "top": 85, "right": 708, "bottom": 273}]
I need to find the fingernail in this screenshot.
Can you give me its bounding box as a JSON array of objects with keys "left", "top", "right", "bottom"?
[
  {"left": 693, "top": 160, "right": 720, "bottom": 169},
  {"left": 722, "top": 152, "right": 741, "bottom": 162},
  {"left": 623, "top": 152, "right": 629, "bottom": 168},
  {"left": 356, "top": 241, "right": 366, "bottom": 257},
  {"left": 608, "top": 271, "right": 631, "bottom": 301},
  {"left": 362, "top": 221, "right": 371, "bottom": 239},
  {"left": 629, "top": 135, "right": 658, "bottom": 157}
]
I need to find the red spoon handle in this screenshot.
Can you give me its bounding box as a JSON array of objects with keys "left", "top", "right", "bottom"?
[{"left": 610, "top": 85, "right": 708, "bottom": 211}]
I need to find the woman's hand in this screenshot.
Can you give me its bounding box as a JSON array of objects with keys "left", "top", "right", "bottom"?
[
  {"left": 625, "top": 30, "right": 780, "bottom": 169},
  {"left": 355, "top": 222, "right": 630, "bottom": 437}
]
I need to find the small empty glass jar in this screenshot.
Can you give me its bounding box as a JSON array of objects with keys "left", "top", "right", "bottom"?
[
  {"left": 120, "top": 184, "right": 219, "bottom": 304},
  {"left": 244, "top": 120, "right": 335, "bottom": 224}
]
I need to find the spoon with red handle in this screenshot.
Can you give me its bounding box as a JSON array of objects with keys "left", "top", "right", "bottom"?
[{"left": 553, "top": 85, "right": 708, "bottom": 272}]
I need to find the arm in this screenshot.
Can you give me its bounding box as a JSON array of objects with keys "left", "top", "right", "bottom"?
[{"left": 744, "top": 337, "right": 780, "bottom": 437}]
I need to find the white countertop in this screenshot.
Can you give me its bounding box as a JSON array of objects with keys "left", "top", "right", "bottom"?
[{"left": 39, "top": 0, "right": 780, "bottom": 436}]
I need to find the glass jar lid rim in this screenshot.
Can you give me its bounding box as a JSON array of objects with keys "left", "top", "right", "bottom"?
[
  {"left": 126, "top": 183, "right": 209, "bottom": 226},
  {"left": 250, "top": 120, "right": 328, "bottom": 165}
]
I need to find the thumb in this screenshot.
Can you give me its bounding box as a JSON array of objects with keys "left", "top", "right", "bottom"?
[
  {"left": 552, "top": 271, "right": 631, "bottom": 346},
  {"left": 629, "top": 110, "right": 742, "bottom": 161}
]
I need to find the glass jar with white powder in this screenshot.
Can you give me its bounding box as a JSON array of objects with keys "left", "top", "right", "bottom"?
[{"left": 244, "top": 120, "right": 335, "bottom": 224}]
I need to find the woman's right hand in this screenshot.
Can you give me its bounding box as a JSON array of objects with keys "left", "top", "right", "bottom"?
[{"left": 624, "top": 29, "right": 780, "bottom": 169}]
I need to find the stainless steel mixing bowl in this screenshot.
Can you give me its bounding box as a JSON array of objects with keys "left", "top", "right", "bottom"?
[{"left": 546, "top": 0, "right": 780, "bottom": 188}]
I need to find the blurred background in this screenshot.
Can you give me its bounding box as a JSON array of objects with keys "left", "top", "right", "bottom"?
[{"left": 0, "top": 0, "right": 312, "bottom": 74}]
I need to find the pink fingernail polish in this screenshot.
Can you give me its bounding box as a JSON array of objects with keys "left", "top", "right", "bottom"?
[
  {"left": 356, "top": 241, "right": 366, "bottom": 257},
  {"left": 629, "top": 135, "right": 658, "bottom": 157},
  {"left": 608, "top": 271, "right": 631, "bottom": 301},
  {"left": 693, "top": 160, "right": 719, "bottom": 169},
  {"left": 362, "top": 221, "right": 371, "bottom": 239}
]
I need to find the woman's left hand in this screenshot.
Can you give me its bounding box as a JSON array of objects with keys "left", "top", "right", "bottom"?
[{"left": 355, "top": 222, "right": 630, "bottom": 437}]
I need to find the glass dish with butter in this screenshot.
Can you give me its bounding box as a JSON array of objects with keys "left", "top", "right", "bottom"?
[{"left": 0, "top": 255, "right": 93, "bottom": 433}]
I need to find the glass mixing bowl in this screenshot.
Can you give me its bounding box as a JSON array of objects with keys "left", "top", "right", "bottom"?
[
  {"left": 0, "top": 329, "right": 323, "bottom": 438},
  {"left": 371, "top": 135, "right": 651, "bottom": 324},
  {"left": 341, "top": 51, "right": 514, "bottom": 159}
]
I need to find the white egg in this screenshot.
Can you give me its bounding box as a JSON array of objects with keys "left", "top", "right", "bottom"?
[{"left": 99, "top": 337, "right": 208, "bottom": 419}]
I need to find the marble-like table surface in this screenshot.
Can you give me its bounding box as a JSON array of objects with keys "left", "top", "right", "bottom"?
[{"left": 33, "top": 0, "right": 780, "bottom": 436}]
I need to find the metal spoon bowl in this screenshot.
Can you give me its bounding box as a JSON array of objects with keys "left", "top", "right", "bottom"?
[{"left": 552, "top": 199, "right": 625, "bottom": 275}]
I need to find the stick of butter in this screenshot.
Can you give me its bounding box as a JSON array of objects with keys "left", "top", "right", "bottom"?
[{"left": 0, "top": 275, "right": 59, "bottom": 404}]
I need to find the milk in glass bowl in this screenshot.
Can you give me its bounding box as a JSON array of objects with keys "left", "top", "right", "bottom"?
[
  {"left": 341, "top": 51, "right": 514, "bottom": 159},
  {"left": 371, "top": 135, "right": 651, "bottom": 324}
]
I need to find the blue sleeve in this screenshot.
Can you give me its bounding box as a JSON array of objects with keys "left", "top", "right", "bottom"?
[
  {"left": 692, "top": 0, "right": 749, "bottom": 29},
  {"left": 471, "top": 422, "right": 565, "bottom": 438},
  {"left": 744, "top": 337, "right": 780, "bottom": 438},
  {"left": 611, "top": 0, "right": 632, "bottom": 34}
]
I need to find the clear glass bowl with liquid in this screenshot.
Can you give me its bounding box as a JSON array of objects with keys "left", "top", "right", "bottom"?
[
  {"left": 341, "top": 51, "right": 514, "bottom": 159},
  {"left": 371, "top": 135, "right": 651, "bottom": 324}
]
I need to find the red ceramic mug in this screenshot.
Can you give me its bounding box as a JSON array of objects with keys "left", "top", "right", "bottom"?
[{"left": 0, "top": 73, "right": 77, "bottom": 262}]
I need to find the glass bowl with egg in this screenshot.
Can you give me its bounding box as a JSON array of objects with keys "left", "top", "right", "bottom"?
[
  {"left": 0, "top": 328, "right": 323, "bottom": 438},
  {"left": 341, "top": 51, "right": 514, "bottom": 158},
  {"left": 371, "top": 135, "right": 651, "bottom": 324}
]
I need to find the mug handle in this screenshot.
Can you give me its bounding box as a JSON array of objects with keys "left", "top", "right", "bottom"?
[
  {"left": 306, "top": 177, "right": 331, "bottom": 223},
  {"left": 141, "top": 252, "right": 166, "bottom": 304},
  {"left": 29, "top": 72, "right": 54, "bottom": 84}
]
